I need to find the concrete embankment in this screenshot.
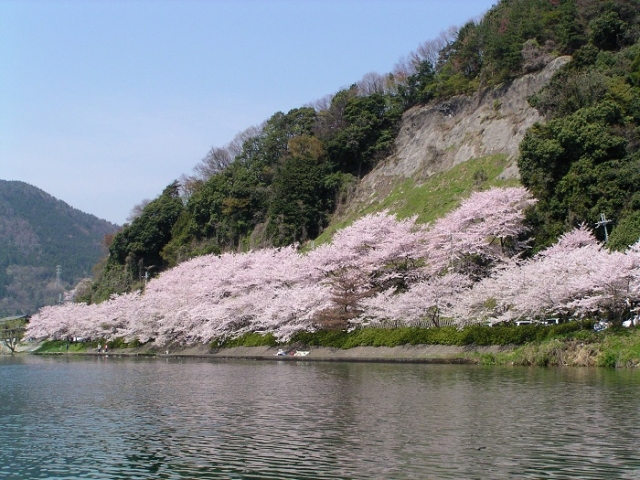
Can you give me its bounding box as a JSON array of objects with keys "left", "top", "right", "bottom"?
[
  {"left": 97, "top": 344, "right": 512, "bottom": 364},
  {"left": 18, "top": 342, "right": 515, "bottom": 364},
  {"left": 23, "top": 336, "right": 640, "bottom": 367}
]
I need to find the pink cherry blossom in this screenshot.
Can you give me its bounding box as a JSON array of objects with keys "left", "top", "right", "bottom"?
[{"left": 28, "top": 186, "right": 637, "bottom": 345}]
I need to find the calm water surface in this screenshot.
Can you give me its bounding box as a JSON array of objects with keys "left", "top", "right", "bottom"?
[{"left": 1, "top": 355, "right": 639, "bottom": 479}]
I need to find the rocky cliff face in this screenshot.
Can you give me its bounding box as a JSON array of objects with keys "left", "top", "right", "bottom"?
[{"left": 348, "top": 56, "right": 571, "bottom": 212}]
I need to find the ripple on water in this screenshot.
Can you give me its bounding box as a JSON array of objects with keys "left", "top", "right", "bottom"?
[{"left": 1, "top": 358, "right": 640, "bottom": 479}]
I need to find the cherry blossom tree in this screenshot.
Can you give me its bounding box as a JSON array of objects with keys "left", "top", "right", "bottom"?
[
  {"left": 453, "top": 227, "right": 640, "bottom": 325},
  {"left": 32, "top": 186, "right": 614, "bottom": 346},
  {"left": 424, "top": 187, "right": 535, "bottom": 277},
  {"left": 314, "top": 267, "right": 374, "bottom": 330},
  {"left": 307, "top": 211, "right": 425, "bottom": 279},
  {"left": 305, "top": 211, "right": 427, "bottom": 328},
  {"left": 360, "top": 273, "right": 472, "bottom": 328}
]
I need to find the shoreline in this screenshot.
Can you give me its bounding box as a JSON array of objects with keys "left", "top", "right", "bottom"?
[
  {"left": 21, "top": 330, "right": 640, "bottom": 367},
  {"left": 24, "top": 344, "right": 513, "bottom": 364}
]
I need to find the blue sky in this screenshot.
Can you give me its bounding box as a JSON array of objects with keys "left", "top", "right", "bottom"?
[{"left": 1, "top": 0, "right": 496, "bottom": 225}]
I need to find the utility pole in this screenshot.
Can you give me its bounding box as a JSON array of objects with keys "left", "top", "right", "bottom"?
[
  {"left": 144, "top": 266, "right": 156, "bottom": 289},
  {"left": 55, "top": 265, "right": 63, "bottom": 304},
  {"left": 595, "top": 213, "right": 612, "bottom": 243}
]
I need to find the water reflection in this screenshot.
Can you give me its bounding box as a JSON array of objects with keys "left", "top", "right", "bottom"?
[{"left": 1, "top": 356, "right": 640, "bottom": 479}]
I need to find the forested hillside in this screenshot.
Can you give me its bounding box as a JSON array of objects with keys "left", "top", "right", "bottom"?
[
  {"left": 0, "top": 180, "right": 118, "bottom": 316},
  {"left": 87, "top": 0, "right": 640, "bottom": 303}
]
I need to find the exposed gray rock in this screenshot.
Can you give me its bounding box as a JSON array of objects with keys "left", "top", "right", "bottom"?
[{"left": 349, "top": 56, "right": 571, "bottom": 211}]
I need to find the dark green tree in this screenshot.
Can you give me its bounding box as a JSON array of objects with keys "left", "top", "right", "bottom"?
[
  {"left": 267, "top": 135, "right": 334, "bottom": 245},
  {"left": 609, "top": 210, "right": 640, "bottom": 250},
  {"left": 167, "top": 108, "right": 320, "bottom": 254},
  {"left": 108, "top": 181, "right": 184, "bottom": 277},
  {"left": 323, "top": 90, "right": 402, "bottom": 178},
  {"left": 519, "top": 99, "right": 637, "bottom": 248},
  {"left": 399, "top": 59, "right": 436, "bottom": 107},
  {"left": 590, "top": 9, "right": 627, "bottom": 51}
]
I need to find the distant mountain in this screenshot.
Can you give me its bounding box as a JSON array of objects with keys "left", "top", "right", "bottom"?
[{"left": 0, "top": 180, "right": 119, "bottom": 316}]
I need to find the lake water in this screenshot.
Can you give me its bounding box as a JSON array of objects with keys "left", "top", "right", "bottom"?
[{"left": 1, "top": 355, "right": 640, "bottom": 479}]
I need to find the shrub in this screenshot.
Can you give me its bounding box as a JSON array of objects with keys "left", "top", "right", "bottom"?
[
  {"left": 288, "top": 322, "right": 593, "bottom": 349},
  {"left": 217, "top": 332, "right": 279, "bottom": 348}
]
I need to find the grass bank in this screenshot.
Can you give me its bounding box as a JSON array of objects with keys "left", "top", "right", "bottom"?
[
  {"left": 314, "top": 154, "right": 517, "bottom": 246},
  {"left": 476, "top": 327, "right": 640, "bottom": 368},
  {"left": 33, "top": 337, "right": 146, "bottom": 355}
]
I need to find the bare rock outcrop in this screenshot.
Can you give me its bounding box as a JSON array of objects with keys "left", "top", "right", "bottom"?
[{"left": 349, "top": 56, "right": 571, "bottom": 211}]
